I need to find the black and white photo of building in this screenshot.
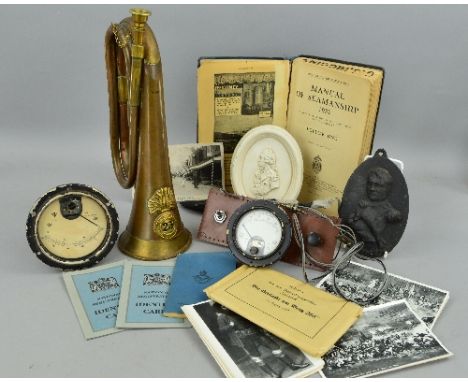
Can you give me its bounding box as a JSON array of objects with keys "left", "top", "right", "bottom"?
[
  {"left": 213, "top": 72, "right": 275, "bottom": 153},
  {"left": 321, "top": 300, "right": 452, "bottom": 378},
  {"left": 317, "top": 261, "right": 449, "bottom": 328},
  {"left": 169, "top": 143, "right": 224, "bottom": 201}
]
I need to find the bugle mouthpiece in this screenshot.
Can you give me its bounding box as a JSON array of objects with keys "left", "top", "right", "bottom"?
[{"left": 130, "top": 8, "right": 151, "bottom": 24}]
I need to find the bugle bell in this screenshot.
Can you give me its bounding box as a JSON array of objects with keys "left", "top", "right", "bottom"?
[{"left": 105, "top": 8, "right": 191, "bottom": 260}]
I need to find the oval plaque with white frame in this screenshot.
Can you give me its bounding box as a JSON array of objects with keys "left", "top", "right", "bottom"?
[{"left": 230, "top": 125, "right": 303, "bottom": 202}]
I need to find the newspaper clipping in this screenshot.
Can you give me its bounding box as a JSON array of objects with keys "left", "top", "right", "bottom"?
[{"left": 214, "top": 72, "right": 275, "bottom": 153}]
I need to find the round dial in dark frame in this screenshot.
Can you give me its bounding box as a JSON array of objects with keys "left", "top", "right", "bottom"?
[
  {"left": 26, "top": 184, "right": 119, "bottom": 270},
  {"left": 227, "top": 200, "right": 291, "bottom": 267}
]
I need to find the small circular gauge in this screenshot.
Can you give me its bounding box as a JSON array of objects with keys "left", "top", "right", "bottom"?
[
  {"left": 26, "top": 184, "right": 119, "bottom": 270},
  {"left": 227, "top": 200, "right": 291, "bottom": 267}
]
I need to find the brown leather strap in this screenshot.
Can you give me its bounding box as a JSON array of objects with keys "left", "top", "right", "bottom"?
[
  {"left": 283, "top": 210, "right": 339, "bottom": 270},
  {"left": 197, "top": 188, "right": 251, "bottom": 246},
  {"left": 197, "top": 188, "right": 339, "bottom": 270}
]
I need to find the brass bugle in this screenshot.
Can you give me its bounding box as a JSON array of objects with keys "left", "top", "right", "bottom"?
[{"left": 105, "top": 8, "right": 191, "bottom": 260}]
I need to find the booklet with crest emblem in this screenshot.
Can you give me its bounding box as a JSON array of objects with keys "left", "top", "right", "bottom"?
[
  {"left": 63, "top": 260, "right": 125, "bottom": 340},
  {"left": 116, "top": 260, "right": 190, "bottom": 328},
  {"left": 164, "top": 251, "right": 237, "bottom": 318},
  {"left": 197, "top": 56, "right": 384, "bottom": 215},
  {"left": 204, "top": 265, "right": 363, "bottom": 357}
]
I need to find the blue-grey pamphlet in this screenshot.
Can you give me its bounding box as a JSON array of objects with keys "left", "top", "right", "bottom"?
[
  {"left": 164, "top": 251, "right": 236, "bottom": 318},
  {"left": 63, "top": 261, "right": 125, "bottom": 340},
  {"left": 116, "top": 260, "right": 190, "bottom": 328}
]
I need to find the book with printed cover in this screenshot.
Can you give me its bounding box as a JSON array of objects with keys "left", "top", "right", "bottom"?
[
  {"left": 163, "top": 251, "right": 236, "bottom": 318},
  {"left": 197, "top": 56, "right": 384, "bottom": 216}
]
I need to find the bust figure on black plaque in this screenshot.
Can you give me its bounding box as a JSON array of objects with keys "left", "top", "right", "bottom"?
[{"left": 345, "top": 167, "right": 402, "bottom": 257}]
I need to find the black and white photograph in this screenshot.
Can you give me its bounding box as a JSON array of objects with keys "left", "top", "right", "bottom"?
[
  {"left": 214, "top": 72, "right": 275, "bottom": 153},
  {"left": 321, "top": 300, "right": 452, "bottom": 378},
  {"left": 316, "top": 261, "right": 449, "bottom": 328},
  {"left": 182, "top": 300, "right": 323, "bottom": 378},
  {"left": 168, "top": 143, "right": 224, "bottom": 201}
]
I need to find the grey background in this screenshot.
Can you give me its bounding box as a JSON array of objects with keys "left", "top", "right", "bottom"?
[{"left": 1, "top": 4, "right": 467, "bottom": 377}]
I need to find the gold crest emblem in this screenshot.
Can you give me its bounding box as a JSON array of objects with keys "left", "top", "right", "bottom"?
[
  {"left": 153, "top": 211, "right": 178, "bottom": 240},
  {"left": 147, "top": 187, "right": 178, "bottom": 238},
  {"left": 147, "top": 187, "right": 176, "bottom": 215}
]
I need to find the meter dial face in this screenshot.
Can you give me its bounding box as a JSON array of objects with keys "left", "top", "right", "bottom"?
[
  {"left": 26, "top": 184, "right": 119, "bottom": 270},
  {"left": 235, "top": 209, "right": 283, "bottom": 258},
  {"left": 37, "top": 196, "right": 108, "bottom": 259},
  {"left": 227, "top": 200, "right": 292, "bottom": 267}
]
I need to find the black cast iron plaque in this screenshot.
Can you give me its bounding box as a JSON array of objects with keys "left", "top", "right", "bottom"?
[{"left": 339, "top": 149, "right": 409, "bottom": 258}]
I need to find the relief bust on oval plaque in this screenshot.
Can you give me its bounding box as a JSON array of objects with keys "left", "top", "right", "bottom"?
[
  {"left": 230, "top": 125, "right": 304, "bottom": 202},
  {"left": 339, "top": 149, "right": 409, "bottom": 258}
]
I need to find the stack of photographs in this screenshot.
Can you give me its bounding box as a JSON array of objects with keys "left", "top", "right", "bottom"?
[
  {"left": 320, "top": 300, "right": 452, "bottom": 378},
  {"left": 316, "top": 261, "right": 452, "bottom": 378},
  {"left": 182, "top": 300, "right": 324, "bottom": 378},
  {"left": 316, "top": 261, "right": 449, "bottom": 328}
]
